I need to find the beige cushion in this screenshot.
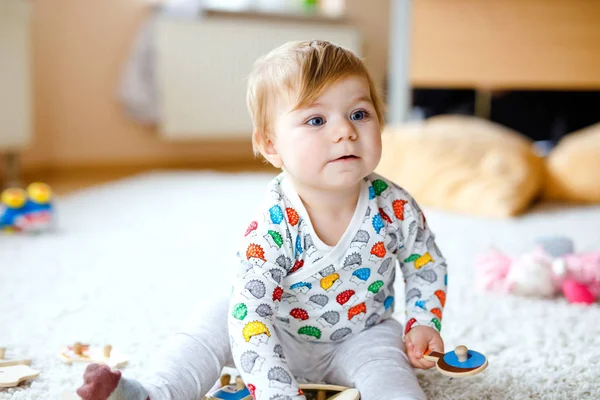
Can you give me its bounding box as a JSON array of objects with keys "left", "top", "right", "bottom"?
[
  {"left": 376, "top": 115, "right": 545, "bottom": 218},
  {"left": 544, "top": 123, "right": 600, "bottom": 203}
]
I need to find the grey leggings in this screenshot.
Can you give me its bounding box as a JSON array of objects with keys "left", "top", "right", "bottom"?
[{"left": 139, "top": 296, "right": 426, "bottom": 400}]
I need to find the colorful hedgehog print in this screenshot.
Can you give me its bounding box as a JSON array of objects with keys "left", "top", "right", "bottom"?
[
  {"left": 281, "top": 292, "right": 298, "bottom": 304},
  {"left": 290, "top": 281, "right": 312, "bottom": 294},
  {"left": 414, "top": 252, "right": 433, "bottom": 269},
  {"left": 264, "top": 268, "right": 284, "bottom": 285},
  {"left": 365, "top": 313, "right": 380, "bottom": 328},
  {"left": 369, "top": 242, "right": 386, "bottom": 262},
  {"left": 286, "top": 207, "right": 300, "bottom": 226},
  {"left": 371, "top": 213, "right": 385, "bottom": 234},
  {"left": 244, "top": 221, "right": 258, "bottom": 237},
  {"left": 246, "top": 243, "right": 266, "bottom": 267},
  {"left": 289, "top": 259, "right": 304, "bottom": 274},
  {"left": 350, "top": 268, "right": 371, "bottom": 285},
  {"left": 275, "top": 255, "right": 292, "bottom": 272},
  {"left": 406, "top": 288, "right": 421, "bottom": 302},
  {"left": 232, "top": 303, "right": 248, "bottom": 320},
  {"left": 320, "top": 273, "right": 342, "bottom": 292},
  {"left": 372, "top": 179, "right": 389, "bottom": 197},
  {"left": 256, "top": 304, "right": 274, "bottom": 318},
  {"left": 384, "top": 296, "right": 394, "bottom": 310},
  {"left": 294, "top": 235, "right": 303, "bottom": 258},
  {"left": 264, "top": 230, "right": 284, "bottom": 249},
  {"left": 307, "top": 294, "right": 329, "bottom": 309},
  {"left": 268, "top": 205, "right": 284, "bottom": 225},
  {"left": 392, "top": 199, "right": 408, "bottom": 221},
  {"left": 377, "top": 257, "right": 393, "bottom": 275},
  {"left": 336, "top": 290, "right": 358, "bottom": 308},
  {"left": 273, "top": 344, "right": 286, "bottom": 361},
  {"left": 379, "top": 207, "right": 393, "bottom": 224},
  {"left": 289, "top": 308, "right": 309, "bottom": 321},
  {"left": 348, "top": 302, "right": 367, "bottom": 323},
  {"left": 367, "top": 280, "right": 384, "bottom": 297},
  {"left": 417, "top": 269, "right": 437, "bottom": 284},
  {"left": 272, "top": 286, "right": 283, "bottom": 302},
  {"left": 298, "top": 326, "right": 322, "bottom": 340},
  {"left": 243, "top": 321, "right": 271, "bottom": 345}
]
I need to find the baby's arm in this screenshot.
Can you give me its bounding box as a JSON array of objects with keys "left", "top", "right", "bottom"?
[
  {"left": 228, "top": 235, "right": 305, "bottom": 400},
  {"left": 397, "top": 196, "right": 448, "bottom": 335}
]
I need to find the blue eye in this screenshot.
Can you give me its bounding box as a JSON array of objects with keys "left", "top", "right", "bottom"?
[
  {"left": 351, "top": 110, "right": 367, "bottom": 121},
  {"left": 306, "top": 116, "right": 325, "bottom": 126}
]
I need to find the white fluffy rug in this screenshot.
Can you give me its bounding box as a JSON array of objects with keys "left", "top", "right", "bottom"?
[{"left": 1, "top": 171, "right": 600, "bottom": 400}]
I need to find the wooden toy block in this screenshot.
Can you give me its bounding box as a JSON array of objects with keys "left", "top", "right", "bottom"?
[
  {"left": 424, "top": 345, "right": 488, "bottom": 378},
  {"left": 59, "top": 342, "right": 128, "bottom": 369},
  {"left": 0, "top": 347, "right": 32, "bottom": 367},
  {"left": 0, "top": 364, "right": 40, "bottom": 388}
]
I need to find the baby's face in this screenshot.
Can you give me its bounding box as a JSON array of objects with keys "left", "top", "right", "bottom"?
[{"left": 268, "top": 75, "right": 382, "bottom": 193}]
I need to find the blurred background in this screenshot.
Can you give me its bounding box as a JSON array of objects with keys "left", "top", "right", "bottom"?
[{"left": 1, "top": 0, "right": 599, "bottom": 194}]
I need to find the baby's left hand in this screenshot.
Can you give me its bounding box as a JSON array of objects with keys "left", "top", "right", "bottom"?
[{"left": 404, "top": 325, "right": 444, "bottom": 369}]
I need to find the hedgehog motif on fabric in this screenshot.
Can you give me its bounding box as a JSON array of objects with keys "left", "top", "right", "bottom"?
[
  {"left": 431, "top": 307, "right": 443, "bottom": 320},
  {"left": 303, "top": 233, "right": 317, "bottom": 256},
  {"left": 232, "top": 303, "right": 248, "bottom": 320},
  {"left": 370, "top": 242, "right": 386, "bottom": 262},
  {"left": 336, "top": 289, "right": 358, "bottom": 308},
  {"left": 368, "top": 185, "right": 376, "bottom": 200},
  {"left": 243, "top": 280, "right": 266, "bottom": 300},
  {"left": 392, "top": 199, "right": 408, "bottom": 221},
  {"left": 264, "top": 230, "right": 284, "bottom": 249},
  {"left": 408, "top": 221, "right": 417, "bottom": 236},
  {"left": 373, "top": 289, "right": 386, "bottom": 303},
  {"left": 371, "top": 213, "right": 385, "bottom": 234},
  {"left": 268, "top": 205, "right": 284, "bottom": 225},
  {"left": 244, "top": 221, "right": 258, "bottom": 237},
  {"left": 294, "top": 234, "right": 303, "bottom": 258},
  {"left": 285, "top": 207, "right": 300, "bottom": 226},
  {"left": 317, "top": 310, "right": 340, "bottom": 327},
  {"left": 275, "top": 255, "right": 292, "bottom": 272},
  {"left": 415, "top": 227, "right": 425, "bottom": 243},
  {"left": 430, "top": 317, "right": 442, "bottom": 331},
  {"left": 273, "top": 344, "right": 286, "bottom": 361},
  {"left": 272, "top": 286, "right": 284, "bottom": 302},
  {"left": 290, "top": 281, "right": 312, "bottom": 294},
  {"left": 290, "top": 308, "right": 309, "bottom": 321},
  {"left": 434, "top": 290, "right": 446, "bottom": 307},
  {"left": 365, "top": 312, "right": 380, "bottom": 328},
  {"left": 264, "top": 268, "right": 284, "bottom": 285},
  {"left": 350, "top": 268, "right": 371, "bottom": 285},
  {"left": 379, "top": 207, "right": 393, "bottom": 224},
  {"left": 385, "top": 232, "right": 398, "bottom": 253},
  {"left": 243, "top": 321, "right": 271, "bottom": 345},
  {"left": 298, "top": 326, "right": 322, "bottom": 340},
  {"left": 330, "top": 327, "right": 352, "bottom": 341},
  {"left": 363, "top": 206, "right": 372, "bottom": 224},
  {"left": 289, "top": 259, "right": 304, "bottom": 274},
  {"left": 343, "top": 253, "right": 362, "bottom": 271},
  {"left": 406, "top": 288, "right": 422, "bottom": 302},
  {"left": 367, "top": 280, "right": 384, "bottom": 297},
  {"left": 307, "top": 294, "right": 329, "bottom": 309},
  {"left": 246, "top": 243, "right": 266, "bottom": 267},
  {"left": 320, "top": 273, "right": 342, "bottom": 292},
  {"left": 240, "top": 350, "right": 265, "bottom": 374},
  {"left": 350, "top": 230, "right": 370, "bottom": 250},
  {"left": 372, "top": 179, "right": 389, "bottom": 197},
  {"left": 267, "top": 366, "right": 293, "bottom": 389},
  {"left": 384, "top": 296, "right": 394, "bottom": 310},
  {"left": 281, "top": 292, "right": 298, "bottom": 304},
  {"left": 377, "top": 257, "right": 393, "bottom": 276},
  {"left": 256, "top": 304, "right": 274, "bottom": 318},
  {"left": 417, "top": 269, "right": 437, "bottom": 284},
  {"left": 348, "top": 302, "right": 367, "bottom": 323},
  {"left": 314, "top": 265, "right": 335, "bottom": 278}
]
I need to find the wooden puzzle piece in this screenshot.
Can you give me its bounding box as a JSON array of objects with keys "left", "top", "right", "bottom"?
[
  {"left": 0, "top": 364, "right": 40, "bottom": 388},
  {"left": 0, "top": 347, "right": 32, "bottom": 367},
  {"left": 59, "top": 343, "right": 128, "bottom": 369},
  {"left": 205, "top": 374, "right": 360, "bottom": 400},
  {"left": 424, "top": 345, "right": 488, "bottom": 378}
]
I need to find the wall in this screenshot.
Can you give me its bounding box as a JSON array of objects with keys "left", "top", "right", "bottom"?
[{"left": 22, "top": 0, "right": 390, "bottom": 171}]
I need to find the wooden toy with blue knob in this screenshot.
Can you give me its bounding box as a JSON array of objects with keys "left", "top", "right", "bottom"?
[{"left": 423, "top": 345, "right": 488, "bottom": 378}]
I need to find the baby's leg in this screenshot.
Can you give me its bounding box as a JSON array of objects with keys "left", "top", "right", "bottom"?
[
  {"left": 139, "top": 294, "right": 233, "bottom": 399},
  {"left": 325, "top": 319, "right": 426, "bottom": 400}
]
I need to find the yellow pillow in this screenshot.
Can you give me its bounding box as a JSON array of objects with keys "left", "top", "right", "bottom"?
[
  {"left": 544, "top": 123, "right": 600, "bottom": 203},
  {"left": 376, "top": 115, "right": 545, "bottom": 218}
]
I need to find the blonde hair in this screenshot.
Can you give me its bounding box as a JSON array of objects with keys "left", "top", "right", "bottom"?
[{"left": 246, "top": 40, "right": 385, "bottom": 157}]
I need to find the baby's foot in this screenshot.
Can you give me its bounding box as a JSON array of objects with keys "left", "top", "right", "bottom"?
[{"left": 76, "top": 364, "right": 149, "bottom": 400}]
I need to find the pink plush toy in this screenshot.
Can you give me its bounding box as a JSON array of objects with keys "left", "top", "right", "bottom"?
[{"left": 476, "top": 237, "right": 600, "bottom": 305}]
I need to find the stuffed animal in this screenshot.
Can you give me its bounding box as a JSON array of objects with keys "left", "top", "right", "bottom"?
[{"left": 476, "top": 237, "right": 600, "bottom": 304}]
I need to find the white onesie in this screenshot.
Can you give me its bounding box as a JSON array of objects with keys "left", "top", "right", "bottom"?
[{"left": 228, "top": 172, "right": 447, "bottom": 400}]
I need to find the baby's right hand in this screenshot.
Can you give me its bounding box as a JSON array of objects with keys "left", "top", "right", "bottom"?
[{"left": 76, "top": 364, "right": 121, "bottom": 400}]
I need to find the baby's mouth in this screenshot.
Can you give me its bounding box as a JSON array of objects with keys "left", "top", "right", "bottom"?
[{"left": 334, "top": 155, "right": 359, "bottom": 161}]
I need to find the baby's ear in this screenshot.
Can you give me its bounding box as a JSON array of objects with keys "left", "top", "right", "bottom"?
[{"left": 260, "top": 137, "right": 283, "bottom": 168}]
